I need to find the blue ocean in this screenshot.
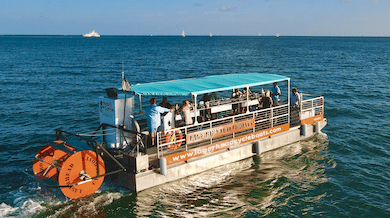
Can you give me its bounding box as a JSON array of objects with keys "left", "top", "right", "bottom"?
[{"left": 0, "top": 35, "right": 389, "bottom": 217}]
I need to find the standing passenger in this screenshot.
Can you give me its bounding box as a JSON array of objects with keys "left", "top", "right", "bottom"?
[
  {"left": 180, "top": 100, "right": 193, "bottom": 125},
  {"left": 290, "top": 87, "right": 300, "bottom": 127},
  {"left": 290, "top": 87, "right": 300, "bottom": 109},
  {"left": 159, "top": 96, "right": 173, "bottom": 109},
  {"left": 271, "top": 82, "right": 281, "bottom": 106},
  {"left": 145, "top": 98, "right": 172, "bottom": 146},
  {"left": 260, "top": 89, "right": 273, "bottom": 109}
]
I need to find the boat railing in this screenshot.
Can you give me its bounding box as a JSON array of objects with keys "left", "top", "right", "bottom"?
[
  {"left": 155, "top": 104, "right": 289, "bottom": 159},
  {"left": 300, "top": 94, "right": 324, "bottom": 119}
]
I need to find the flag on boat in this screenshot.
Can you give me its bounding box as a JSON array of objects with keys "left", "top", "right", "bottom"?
[{"left": 122, "top": 72, "right": 131, "bottom": 91}]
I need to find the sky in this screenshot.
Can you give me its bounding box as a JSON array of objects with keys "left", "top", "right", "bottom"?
[{"left": 0, "top": 0, "right": 389, "bottom": 36}]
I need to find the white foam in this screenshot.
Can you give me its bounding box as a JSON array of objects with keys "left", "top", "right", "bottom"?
[
  {"left": 0, "top": 199, "right": 45, "bottom": 218},
  {"left": 0, "top": 202, "right": 19, "bottom": 217}
]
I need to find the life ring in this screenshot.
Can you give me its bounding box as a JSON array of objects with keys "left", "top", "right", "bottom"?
[{"left": 165, "top": 129, "right": 183, "bottom": 151}]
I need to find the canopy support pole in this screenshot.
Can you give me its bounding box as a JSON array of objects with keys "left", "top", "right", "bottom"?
[
  {"left": 193, "top": 94, "right": 198, "bottom": 124},
  {"left": 246, "top": 86, "right": 250, "bottom": 113},
  {"left": 138, "top": 94, "right": 144, "bottom": 114}
]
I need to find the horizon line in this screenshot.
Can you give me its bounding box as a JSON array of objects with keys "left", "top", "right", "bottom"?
[{"left": 0, "top": 34, "right": 388, "bottom": 37}]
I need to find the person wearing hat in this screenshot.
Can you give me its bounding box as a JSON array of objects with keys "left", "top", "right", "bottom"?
[
  {"left": 271, "top": 82, "right": 281, "bottom": 106},
  {"left": 145, "top": 98, "right": 173, "bottom": 145}
]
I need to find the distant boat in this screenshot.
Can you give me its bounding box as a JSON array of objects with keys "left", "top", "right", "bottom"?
[
  {"left": 83, "top": 30, "right": 100, "bottom": 37},
  {"left": 182, "top": 30, "right": 185, "bottom": 37},
  {"left": 210, "top": 33, "right": 212, "bottom": 37},
  {"left": 276, "top": 34, "right": 280, "bottom": 37},
  {"left": 258, "top": 34, "right": 261, "bottom": 36}
]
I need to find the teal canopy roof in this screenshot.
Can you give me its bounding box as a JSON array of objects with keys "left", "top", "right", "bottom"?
[{"left": 130, "top": 73, "right": 289, "bottom": 96}]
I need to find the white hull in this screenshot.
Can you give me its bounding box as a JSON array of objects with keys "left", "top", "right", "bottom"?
[{"left": 83, "top": 30, "right": 100, "bottom": 37}]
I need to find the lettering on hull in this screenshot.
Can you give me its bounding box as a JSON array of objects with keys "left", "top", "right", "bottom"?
[
  {"left": 301, "top": 114, "right": 323, "bottom": 125},
  {"left": 165, "top": 123, "right": 290, "bottom": 165},
  {"left": 186, "top": 119, "right": 255, "bottom": 144}
]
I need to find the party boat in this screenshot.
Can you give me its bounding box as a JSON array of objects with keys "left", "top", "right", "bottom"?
[{"left": 26, "top": 73, "right": 326, "bottom": 199}]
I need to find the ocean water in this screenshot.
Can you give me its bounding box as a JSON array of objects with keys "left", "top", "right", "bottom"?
[{"left": 0, "top": 35, "right": 389, "bottom": 217}]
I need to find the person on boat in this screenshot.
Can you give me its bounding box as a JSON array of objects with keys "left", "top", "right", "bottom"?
[
  {"left": 180, "top": 100, "right": 193, "bottom": 125},
  {"left": 159, "top": 96, "right": 173, "bottom": 109},
  {"left": 145, "top": 98, "right": 173, "bottom": 146},
  {"left": 209, "top": 92, "right": 220, "bottom": 101},
  {"left": 199, "top": 93, "right": 211, "bottom": 102},
  {"left": 271, "top": 82, "right": 281, "bottom": 106},
  {"left": 242, "top": 87, "right": 252, "bottom": 98},
  {"left": 231, "top": 89, "right": 242, "bottom": 98},
  {"left": 290, "top": 87, "right": 300, "bottom": 127},
  {"left": 241, "top": 87, "right": 254, "bottom": 112},
  {"left": 290, "top": 87, "right": 300, "bottom": 109},
  {"left": 231, "top": 89, "right": 243, "bottom": 114},
  {"left": 199, "top": 93, "right": 211, "bottom": 121},
  {"left": 260, "top": 89, "right": 273, "bottom": 109}
]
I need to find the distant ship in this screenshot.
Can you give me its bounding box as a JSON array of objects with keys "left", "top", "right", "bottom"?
[
  {"left": 276, "top": 33, "right": 280, "bottom": 37},
  {"left": 210, "top": 33, "right": 212, "bottom": 37},
  {"left": 83, "top": 30, "right": 100, "bottom": 37},
  {"left": 182, "top": 30, "right": 185, "bottom": 37}
]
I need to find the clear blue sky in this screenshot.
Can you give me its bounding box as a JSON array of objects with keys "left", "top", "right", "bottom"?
[{"left": 0, "top": 0, "right": 388, "bottom": 36}]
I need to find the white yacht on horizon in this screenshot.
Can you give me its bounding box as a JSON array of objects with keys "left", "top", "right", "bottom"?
[
  {"left": 83, "top": 30, "right": 100, "bottom": 37},
  {"left": 182, "top": 30, "right": 185, "bottom": 37}
]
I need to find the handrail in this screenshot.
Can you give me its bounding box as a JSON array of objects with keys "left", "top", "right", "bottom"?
[
  {"left": 300, "top": 95, "right": 324, "bottom": 120},
  {"left": 156, "top": 104, "right": 290, "bottom": 158}
]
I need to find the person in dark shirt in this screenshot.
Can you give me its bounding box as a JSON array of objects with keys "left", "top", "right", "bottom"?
[
  {"left": 159, "top": 96, "right": 173, "bottom": 109},
  {"left": 260, "top": 89, "right": 273, "bottom": 108}
]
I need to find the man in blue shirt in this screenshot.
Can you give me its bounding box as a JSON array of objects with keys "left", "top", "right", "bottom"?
[
  {"left": 271, "top": 82, "right": 281, "bottom": 106},
  {"left": 145, "top": 98, "right": 172, "bottom": 145}
]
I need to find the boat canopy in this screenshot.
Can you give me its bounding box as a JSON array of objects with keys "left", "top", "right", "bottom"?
[{"left": 130, "top": 73, "right": 289, "bottom": 96}]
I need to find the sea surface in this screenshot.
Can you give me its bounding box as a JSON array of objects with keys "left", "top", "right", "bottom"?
[{"left": 0, "top": 35, "right": 389, "bottom": 217}]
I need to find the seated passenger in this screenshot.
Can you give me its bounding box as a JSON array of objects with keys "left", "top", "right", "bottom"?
[
  {"left": 231, "top": 89, "right": 242, "bottom": 98},
  {"left": 231, "top": 89, "right": 242, "bottom": 114},
  {"left": 199, "top": 93, "right": 211, "bottom": 121},
  {"left": 159, "top": 96, "right": 173, "bottom": 109},
  {"left": 209, "top": 92, "right": 220, "bottom": 101},
  {"left": 200, "top": 93, "right": 211, "bottom": 102},
  {"left": 242, "top": 87, "right": 252, "bottom": 98}
]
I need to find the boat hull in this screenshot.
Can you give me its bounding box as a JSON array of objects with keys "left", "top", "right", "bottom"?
[{"left": 117, "top": 119, "right": 326, "bottom": 192}]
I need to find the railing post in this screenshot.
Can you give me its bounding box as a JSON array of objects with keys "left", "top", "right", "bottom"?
[
  {"left": 185, "top": 127, "right": 188, "bottom": 151},
  {"left": 157, "top": 132, "right": 160, "bottom": 158},
  {"left": 210, "top": 121, "right": 213, "bottom": 144}
]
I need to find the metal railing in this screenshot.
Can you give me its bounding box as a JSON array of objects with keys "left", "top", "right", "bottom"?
[
  {"left": 156, "top": 104, "right": 289, "bottom": 158},
  {"left": 300, "top": 94, "right": 324, "bottom": 119}
]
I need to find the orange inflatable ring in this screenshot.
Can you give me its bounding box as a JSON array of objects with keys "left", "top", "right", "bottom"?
[{"left": 165, "top": 129, "right": 183, "bottom": 151}]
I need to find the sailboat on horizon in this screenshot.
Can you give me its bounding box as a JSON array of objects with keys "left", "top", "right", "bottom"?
[{"left": 182, "top": 30, "right": 185, "bottom": 37}]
